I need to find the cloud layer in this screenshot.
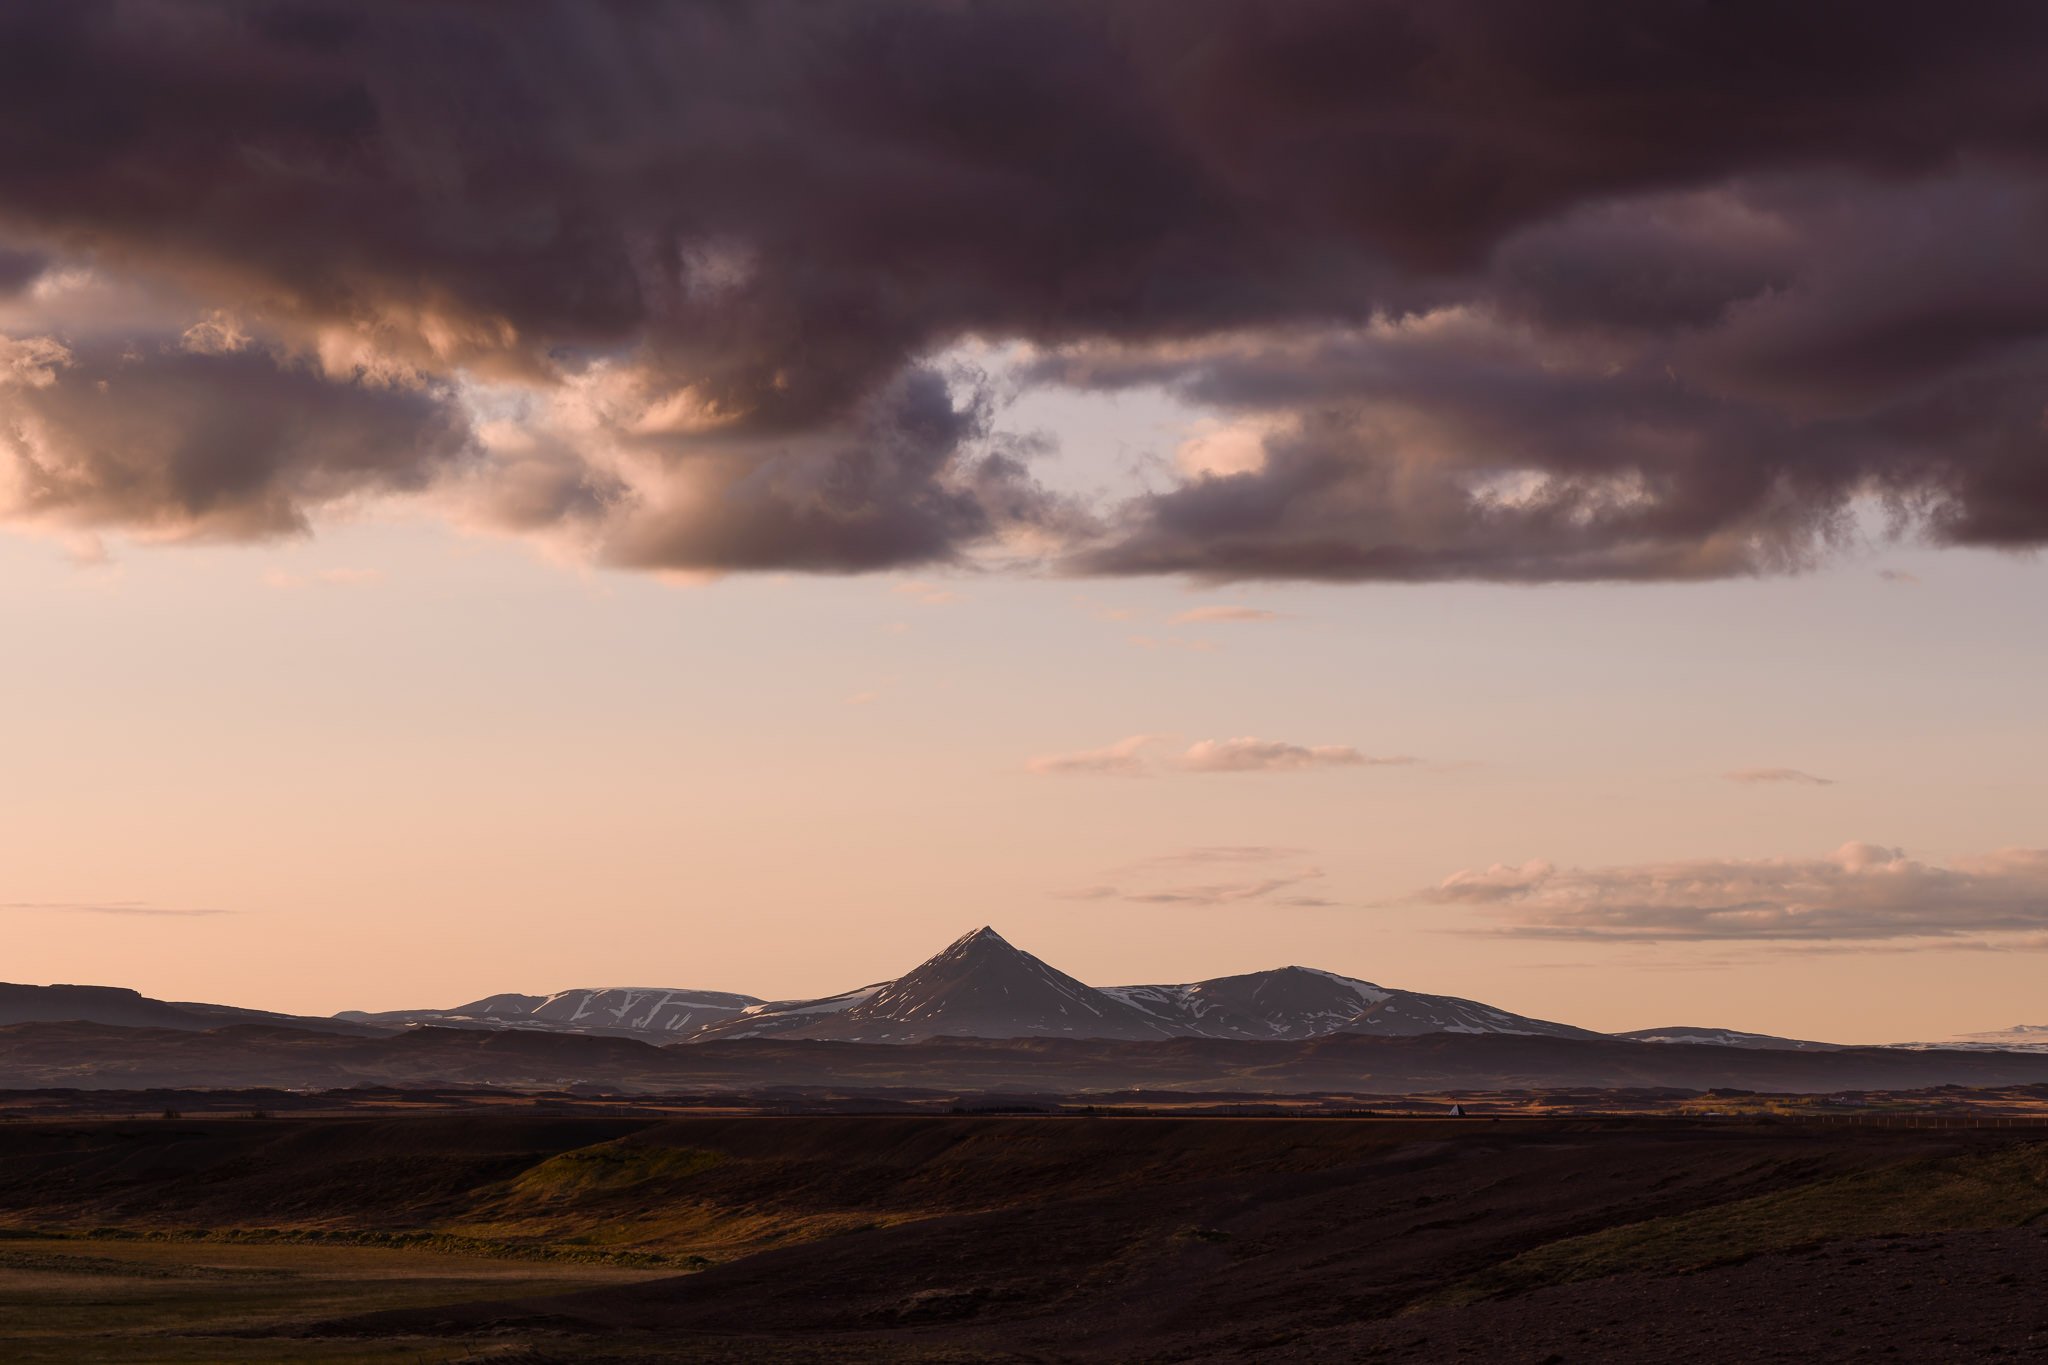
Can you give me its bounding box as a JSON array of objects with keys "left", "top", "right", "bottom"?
[
  {"left": 1027, "top": 735, "right": 1410, "bottom": 777},
  {"left": 2, "top": 901, "right": 230, "bottom": 917},
  {"left": 1723, "top": 768, "right": 1835, "bottom": 787},
  {"left": 1056, "top": 845, "right": 1335, "bottom": 907},
  {"left": 1419, "top": 842, "right": 2048, "bottom": 942},
  {"left": 1178, "top": 738, "right": 1408, "bottom": 774},
  {"left": 7, "top": 4, "right": 2048, "bottom": 578}
]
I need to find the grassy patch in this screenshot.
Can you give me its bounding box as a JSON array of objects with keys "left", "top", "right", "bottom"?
[
  {"left": 0, "top": 1237, "right": 666, "bottom": 1363},
  {"left": 503, "top": 1140, "right": 723, "bottom": 1201},
  {"left": 62, "top": 1224, "right": 694, "bottom": 1268},
  {"left": 1429, "top": 1141, "right": 2048, "bottom": 1307}
]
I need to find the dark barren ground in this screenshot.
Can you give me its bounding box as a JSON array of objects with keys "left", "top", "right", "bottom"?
[
  {"left": 0, "top": 1110, "right": 2045, "bottom": 1361},
  {"left": 11, "top": 1018, "right": 2048, "bottom": 1097}
]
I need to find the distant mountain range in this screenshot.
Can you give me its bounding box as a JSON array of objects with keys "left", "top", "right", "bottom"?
[
  {"left": 688, "top": 927, "right": 1601, "bottom": 1044},
  {"left": 338, "top": 987, "right": 763, "bottom": 1040},
  {"left": 3, "top": 926, "right": 2039, "bottom": 1059},
  {"left": 0, "top": 983, "right": 385, "bottom": 1037},
  {"left": 332, "top": 926, "right": 1604, "bottom": 1046},
  {"left": 1894, "top": 1024, "right": 2048, "bottom": 1054},
  {"left": 5, "top": 1021, "right": 2048, "bottom": 1097},
  {"left": 1614, "top": 1026, "right": 1843, "bottom": 1052}
]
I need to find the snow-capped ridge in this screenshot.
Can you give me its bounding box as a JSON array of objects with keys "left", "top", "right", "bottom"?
[
  {"left": 1616, "top": 1025, "right": 1843, "bottom": 1052},
  {"left": 340, "top": 984, "right": 764, "bottom": 1039},
  {"left": 694, "top": 929, "right": 1590, "bottom": 1044},
  {"left": 338, "top": 926, "right": 2008, "bottom": 1051}
]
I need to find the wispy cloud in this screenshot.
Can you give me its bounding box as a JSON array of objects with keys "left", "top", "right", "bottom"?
[
  {"left": 1025, "top": 734, "right": 1160, "bottom": 777},
  {"left": 1, "top": 900, "right": 231, "bottom": 917},
  {"left": 1878, "top": 569, "right": 1921, "bottom": 585},
  {"left": 1169, "top": 605, "right": 1286, "bottom": 625},
  {"left": 1134, "top": 845, "right": 1313, "bottom": 867},
  {"left": 1126, "top": 634, "right": 1217, "bottom": 653},
  {"left": 892, "top": 580, "right": 962, "bottom": 606},
  {"left": 1124, "top": 869, "right": 1330, "bottom": 906},
  {"left": 1179, "top": 738, "right": 1415, "bottom": 774},
  {"left": 1057, "top": 846, "right": 1337, "bottom": 907},
  {"left": 1413, "top": 842, "right": 2048, "bottom": 942},
  {"left": 1056, "top": 869, "right": 1334, "bottom": 908},
  {"left": 1028, "top": 736, "right": 1415, "bottom": 777},
  {"left": 843, "top": 689, "right": 879, "bottom": 706},
  {"left": 1723, "top": 767, "right": 1835, "bottom": 786}
]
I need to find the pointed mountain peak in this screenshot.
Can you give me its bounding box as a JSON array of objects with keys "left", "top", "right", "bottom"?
[{"left": 946, "top": 925, "right": 1013, "bottom": 952}]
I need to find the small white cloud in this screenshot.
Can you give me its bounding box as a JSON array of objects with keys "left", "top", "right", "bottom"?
[
  {"left": 1175, "top": 414, "right": 1282, "bottom": 479},
  {"left": 179, "top": 311, "right": 252, "bottom": 355},
  {"left": 1030, "top": 737, "right": 1415, "bottom": 778},
  {"left": 1025, "top": 734, "right": 1161, "bottom": 777},
  {"left": 1178, "top": 738, "right": 1415, "bottom": 773}
]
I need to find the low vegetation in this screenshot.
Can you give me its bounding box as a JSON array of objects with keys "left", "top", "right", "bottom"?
[{"left": 1432, "top": 1141, "right": 2048, "bottom": 1307}]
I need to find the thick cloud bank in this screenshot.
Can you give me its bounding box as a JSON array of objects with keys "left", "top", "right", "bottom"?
[
  {"left": 1421, "top": 842, "right": 2048, "bottom": 943},
  {"left": 4, "top": 2, "right": 2048, "bottom": 577}
]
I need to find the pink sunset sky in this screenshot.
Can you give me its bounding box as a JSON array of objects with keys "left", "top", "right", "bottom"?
[{"left": 5, "top": 4, "right": 2048, "bottom": 1043}]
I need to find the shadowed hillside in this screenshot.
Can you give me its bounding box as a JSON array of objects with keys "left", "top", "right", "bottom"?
[
  {"left": 7, "top": 1019, "right": 2048, "bottom": 1096},
  {"left": 0, "top": 1115, "right": 2042, "bottom": 1361}
]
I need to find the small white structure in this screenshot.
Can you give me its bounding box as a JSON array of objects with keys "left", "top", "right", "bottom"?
[{"left": 1448, "top": 1103, "right": 1467, "bottom": 1117}]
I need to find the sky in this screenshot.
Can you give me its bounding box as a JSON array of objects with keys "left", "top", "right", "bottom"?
[{"left": 3, "top": 2, "right": 2048, "bottom": 1044}]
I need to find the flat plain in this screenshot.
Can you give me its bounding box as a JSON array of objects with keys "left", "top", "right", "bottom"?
[{"left": 1, "top": 1108, "right": 2046, "bottom": 1361}]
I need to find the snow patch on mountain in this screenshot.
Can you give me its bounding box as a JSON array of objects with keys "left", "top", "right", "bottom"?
[
  {"left": 340, "top": 985, "right": 763, "bottom": 1039},
  {"left": 1892, "top": 1024, "right": 2048, "bottom": 1053},
  {"left": 1616, "top": 1026, "right": 1843, "bottom": 1052}
]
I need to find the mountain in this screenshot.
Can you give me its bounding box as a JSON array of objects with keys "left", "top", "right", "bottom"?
[
  {"left": 1953, "top": 1025, "right": 2048, "bottom": 1052},
  {"left": 1894, "top": 1024, "right": 2048, "bottom": 1054},
  {"left": 698, "top": 928, "right": 1178, "bottom": 1042},
  {"left": 338, "top": 987, "right": 764, "bottom": 1040},
  {"left": 0, "top": 982, "right": 384, "bottom": 1037},
  {"left": 693, "top": 927, "right": 1594, "bottom": 1044},
  {"left": 1616, "top": 1026, "right": 1844, "bottom": 1052},
  {"left": 1106, "top": 967, "right": 1598, "bottom": 1042},
  {"left": 6, "top": 1020, "right": 2048, "bottom": 1095},
  {"left": 318, "top": 926, "right": 2020, "bottom": 1051}
]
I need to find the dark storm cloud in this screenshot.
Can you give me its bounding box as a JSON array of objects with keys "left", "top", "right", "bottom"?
[
  {"left": 599, "top": 366, "right": 1079, "bottom": 575},
  {"left": 4, "top": 1, "right": 2048, "bottom": 575},
  {"left": 0, "top": 247, "right": 45, "bottom": 296},
  {"left": 0, "top": 337, "right": 470, "bottom": 538}
]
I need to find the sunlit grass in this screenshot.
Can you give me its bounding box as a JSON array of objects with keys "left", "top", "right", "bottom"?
[
  {"left": 1428, "top": 1142, "right": 2048, "bottom": 1307},
  {"left": 0, "top": 1237, "right": 667, "bottom": 1363}
]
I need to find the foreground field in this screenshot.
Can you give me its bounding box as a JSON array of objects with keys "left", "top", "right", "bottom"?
[
  {"left": 0, "top": 1113, "right": 2044, "bottom": 1360},
  {"left": 0, "top": 1239, "right": 664, "bottom": 1364}
]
